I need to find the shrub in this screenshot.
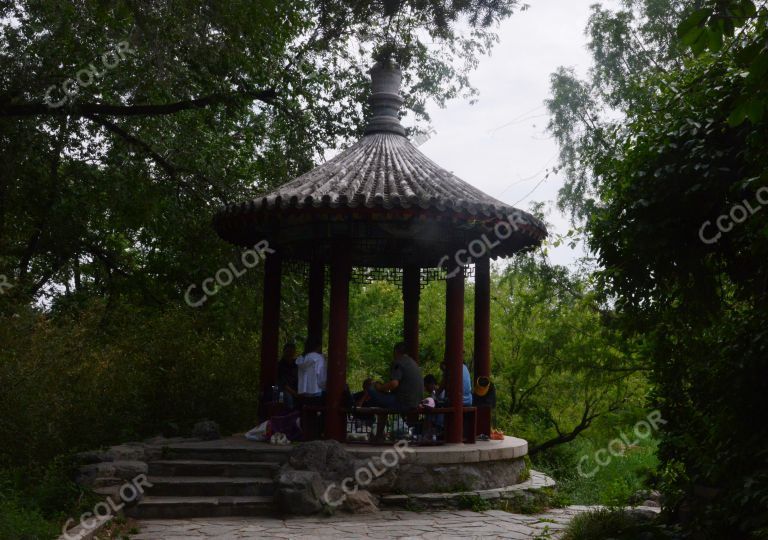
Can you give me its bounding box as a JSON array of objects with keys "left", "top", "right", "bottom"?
[
  {"left": 456, "top": 494, "right": 491, "bottom": 512},
  {"left": 0, "top": 456, "right": 96, "bottom": 540},
  {"left": 0, "top": 302, "right": 260, "bottom": 466},
  {"left": 562, "top": 508, "right": 677, "bottom": 540},
  {"left": 0, "top": 499, "right": 57, "bottom": 540}
]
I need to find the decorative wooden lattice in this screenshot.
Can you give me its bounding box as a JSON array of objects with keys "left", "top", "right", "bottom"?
[
  {"left": 351, "top": 266, "right": 402, "bottom": 285},
  {"left": 251, "top": 251, "right": 473, "bottom": 286},
  {"left": 283, "top": 259, "right": 311, "bottom": 281}
]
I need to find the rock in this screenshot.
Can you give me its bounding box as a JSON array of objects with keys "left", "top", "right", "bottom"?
[
  {"left": 92, "top": 477, "right": 123, "bottom": 489},
  {"left": 643, "top": 499, "right": 660, "bottom": 508},
  {"left": 276, "top": 441, "right": 388, "bottom": 515},
  {"left": 275, "top": 470, "right": 326, "bottom": 515},
  {"left": 192, "top": 420, "right": 220, "bottom": 441},
  {"left": 93, "top": 485, "right": 122, "bottom": 501},
  {"left": 342, "top": 490, "right": 379, "bottom": 513},
  {"left": 288, "top": 440, "right": 356, "bottom": 481},
  {"left": 626, "top": 507, "right": 660, "bottom": 521},
  {"left": 111, "top": 460, "right": 148, "bottom": 480},
  {"left": 77, "top": 459, "right": 148, "bottom": 487},
  {"left": 275, "top": 441, "right": 391, "bottom": 515},
  {"left": 357, "top": 456, "right": 399, "bottom": 493},
  {"left": 143, "top": 435, "right": 165, "bottom": 445},
  {"left": 75, "top": 450, "right": 113, "bottom": 465},
  {"left": 92, "top": 482, "right": 146, "bottom": 506},
  {"left": 77, "top": 462, "right": 117, "bottom": 487},
  {"left": 630, "top": 488, "right": 662, "bottom": 505},
  {"left": 107, "top": 443, "right": 146, "bottom": 461}
]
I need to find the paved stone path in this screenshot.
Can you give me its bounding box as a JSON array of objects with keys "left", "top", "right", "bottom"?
[{"left": 133, "top": 507, "right": 603, "bottom": 539}]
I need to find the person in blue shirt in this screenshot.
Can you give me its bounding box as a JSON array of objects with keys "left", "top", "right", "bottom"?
[
  {"left": 461, "top": 363, "right": 473, "bottom": 406},
  {"left": 438, "top": 361, "right": 473, "bottom": 406}
]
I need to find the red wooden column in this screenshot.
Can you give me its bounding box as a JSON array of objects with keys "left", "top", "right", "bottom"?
[
  {"left": 259, "top": 251, "right": 282, "bottom": 411},
  {"left": 474, "top": 255, "right": 492, "bottom": 437},
  {"left": 445, "top": 262, "right": 465, "bottom": 443},
  {"left": 402, "top": 266, "right": 420, "bottom": 362},
  {"left": 325, "top": 245, "right": 351, "bottom": 441},
  {"left": 307, "top": 257, "right": 325, "bottom": 346}
]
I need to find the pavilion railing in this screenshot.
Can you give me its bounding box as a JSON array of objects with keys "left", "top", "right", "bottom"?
[{"left": 301, "top": 405, "right": 477, "bottom": 445}]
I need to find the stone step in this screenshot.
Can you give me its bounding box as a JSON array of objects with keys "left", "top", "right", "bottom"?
[
  {"left": 127, "top": 496, "right": 276, "bottom": 519},
  {"left": 146, "top": 476, "right": 274, "bottom": 497},
  {"left": 149, "top": 459, "right": 279, "bottom": 478},
  {"left": 161, "top": 446, "right": 290, "bottom": 464}
]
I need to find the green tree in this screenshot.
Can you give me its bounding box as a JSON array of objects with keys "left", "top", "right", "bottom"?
[
  {"left": 491, "top": 252, "right": 647, "bottom": 455},
  {"left": 0, "top": 0, "right": 523, "bottom": 312},
  {"left": 547, "top": 0, "right": 768, "bottom": 536}
]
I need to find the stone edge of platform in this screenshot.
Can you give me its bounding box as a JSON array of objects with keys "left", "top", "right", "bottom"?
[
  {"left": 380, "top": 469, "right": 555, "bottom": 506},
  {"left": 345, "top": 436, "right": 528, "bottom": 465}
]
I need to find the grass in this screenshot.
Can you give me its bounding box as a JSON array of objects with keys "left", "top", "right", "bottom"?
[
  {"left": 497, "top": 488, "right": 569, "bottom": 515},
  {"left": 533, "top": 436, "right": 660, "bottom": 506},
  {"left": 519, "top": 455, "right": 532, "bottom": 482}
]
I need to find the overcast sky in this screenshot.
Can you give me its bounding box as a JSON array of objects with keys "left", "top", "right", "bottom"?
[{"left": 416, "top": 0, "right": 606, "bottom": 269}]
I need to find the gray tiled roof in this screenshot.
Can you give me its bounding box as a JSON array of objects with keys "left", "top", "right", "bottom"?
[
  {"left": 215, "top": 61, "right": 547, "bottom": 255},
  {"left": 235, "top": 131, "right": 542, "bottom": 229}
]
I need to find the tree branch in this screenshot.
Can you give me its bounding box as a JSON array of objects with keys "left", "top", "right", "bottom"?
[
  {"left": 529, "top": 398, "right": 616, "bottom": 455},
  {"left": 85, "top": 115, "right": 230, "bottom": 205},
  {"left": 1, "top": 89, "right": 277, "bottom": 118},
  {"left": 86, "top": 114, "right": 177, "bottom": 177}
]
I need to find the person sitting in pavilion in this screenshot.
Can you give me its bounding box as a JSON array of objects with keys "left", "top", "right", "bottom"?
[
  {"left": 439, "top": 359, "right": 473, "bottom": 406},
  {"left": 277, "top": 342, "right": 299, "bottom": 410},
  {"left": 366, "top": 342, "right": 423, "bottom": 411},
  {"left": 353, "top": 378, "right": 373, "bottom": 407},
  {"left": 420, "top": 374, "right": 440, "bottom": 441},
  {"left": 295, "top": 336, "right": 326, "bottom": 406},
  {"left": 423, "top": 374, "right": 438, "bottom": 403}
]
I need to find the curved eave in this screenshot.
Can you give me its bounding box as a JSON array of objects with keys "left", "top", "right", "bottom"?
[
  {"left": 213, "top": 204, "right": 547, "bottom": 263},
  {"left": 217, "top": 193, "right": 545, "bottom": 224}
]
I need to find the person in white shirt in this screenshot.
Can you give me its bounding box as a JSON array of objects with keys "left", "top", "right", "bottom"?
[{"left": 295, "top": 337, "right": 326, "bottom": 398}]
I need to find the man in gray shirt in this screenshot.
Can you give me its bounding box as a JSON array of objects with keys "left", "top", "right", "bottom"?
[{"left": 366, "top": 342, "right": 424, "bottom": 411}]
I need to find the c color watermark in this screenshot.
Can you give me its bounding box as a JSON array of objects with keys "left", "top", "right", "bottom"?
[
  {"left": 699, "top": 186, "right": 768, "bottom": 244},
  {"left": 61, "top": 474, "right": 152, "bottom": 539},
  {"left": 577, "top": 410, "right": 666, "bottom": 478},
  {"left": 438, "top": 210, "right": 534, "bottom": 277},
  {"left": 44, "top": 41, "right": 137, "bottom": 109},
  {"left": 322, "top": 440, "right": 413, "bottom": 507},
  {"left": 185, "top": 240, "right": 274, "bottom": 307}
]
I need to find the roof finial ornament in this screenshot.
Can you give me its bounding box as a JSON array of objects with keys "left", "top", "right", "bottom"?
[{"left": 364, "top": 59, "right": 406, "bottom": 136}]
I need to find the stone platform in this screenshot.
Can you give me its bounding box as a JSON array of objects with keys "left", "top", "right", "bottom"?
[
  {"left": 153, "top": 435, "right": 528, "bottom": 494},
  {"left": 123, "top": 436, "right": 529, "bottom": 519}
]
